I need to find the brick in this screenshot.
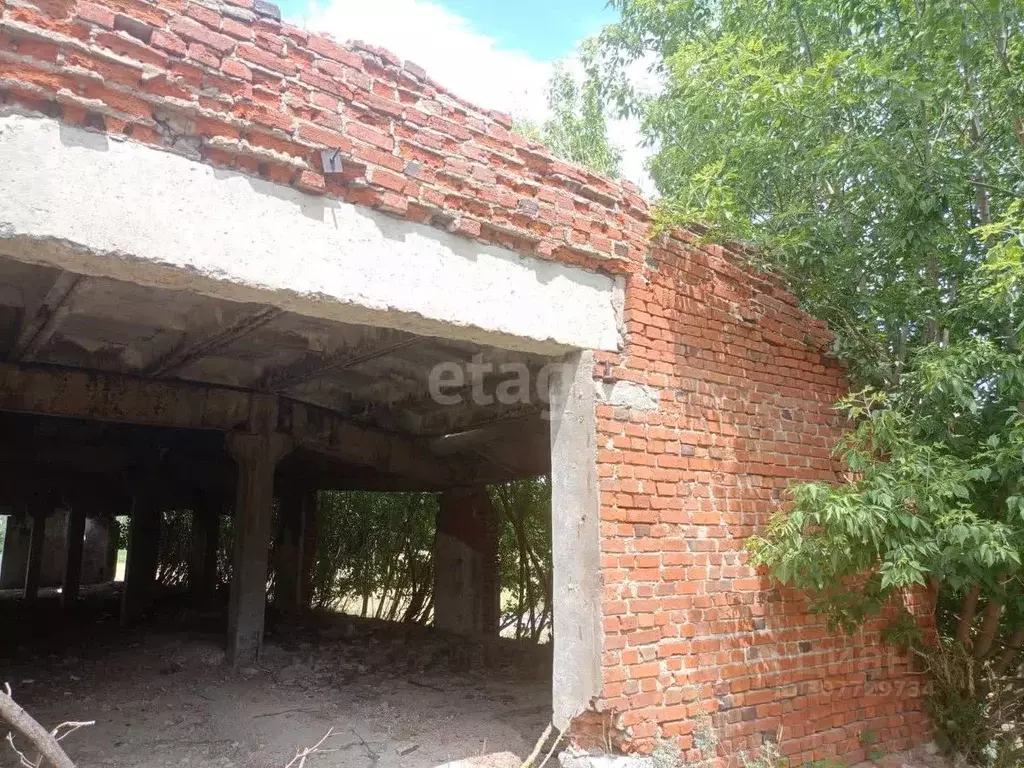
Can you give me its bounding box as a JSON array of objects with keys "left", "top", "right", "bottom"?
[
  {"left": 221, "top": 17, "right": 254, "bottom": 40},
  {"left": 296, "top": 169, "right": 325, "bottom": 193},
  {"left": 307, "top": 34, "right": 363, "bottom": 69},
  {"left": 183, "top": 2, "right": 220, "bottom": 28},
  {"left": 220, "top": 57, "right": 252, "bottom": 80},
  {"left": 344, "top": 121, "right": 392, "bottom": 151},
  {"left": 296, "top": 122, "right": 350, "bottom": 150},
  {"left": 187, "top": 42, "right": 219, "bottom": 68},
  {"left": 150, "top": 29, "right": 186, "bottom": 56},
  {"left": 170, "top": 15, "right": 236, "bottom": 54},
  {"left": 76, "top": 1, "right": 115, "bottom": 28},
  {"left": 237, "top": 42, "right": 295, "bottom": 74}
]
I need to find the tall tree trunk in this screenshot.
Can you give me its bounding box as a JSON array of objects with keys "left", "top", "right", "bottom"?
[
  {"left": 973, "top": 597, "right": 1004, "bottom": 659},
  {"left": 957, "top": 583, "right": 982, "bottom": 646},
  {"left": 993, "top": 626, "right": 1024, "bottom": 677}
]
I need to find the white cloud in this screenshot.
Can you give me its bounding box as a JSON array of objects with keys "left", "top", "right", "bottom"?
[{"left": 292, "top": 0, "right": 654, "bottom": 194}]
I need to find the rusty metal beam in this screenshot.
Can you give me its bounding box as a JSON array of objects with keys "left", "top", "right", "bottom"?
[
  {"left": 0, "top": 362, "right": 458, "bottom": 487},
  {"left": 9, "top": 271, "right": 81, "bottom": 362},
  {"left": 145, "top": 306, "right": 284, "bottom": 378},
  {"left": 260, "top": 331, "right": 420, "bottom": 392}
]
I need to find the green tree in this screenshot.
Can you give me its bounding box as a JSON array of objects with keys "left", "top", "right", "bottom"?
[
  {"left": 597, "top": 0, "right": 1024, "bottom": 760},
  {"left": 519, "top": 57, "right": 623, "bottom": 178},
  {"left": 491, "top": 477, "right": 553, "bottom": 642}
]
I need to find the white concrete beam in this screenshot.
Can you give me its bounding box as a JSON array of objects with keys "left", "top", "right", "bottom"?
[{"left": 0, "top": 112, "right": 623, "bottom": 355}]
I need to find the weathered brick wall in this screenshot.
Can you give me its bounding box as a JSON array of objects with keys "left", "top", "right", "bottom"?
[
  {"left": 589, "top": 233, "right": 933, "bottom": 762},
  {"left": 0, "top": 0, "right": 645, "bottom": 276},
  {"left": 0, "top": 0, "right": 931, "bottom": 762}
]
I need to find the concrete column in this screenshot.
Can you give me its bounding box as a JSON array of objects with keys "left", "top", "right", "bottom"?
[
  {"left": 274, "top": 485, "right": 316, "bottom": 613},
  {"left": 226, "top": 430, "right": 292, "bottom": 666},
  {"left": 548, "top": 350, "right": 602, "bottom": 731},
  {"left": 121, "top": 486, "right": 162, "bottom": 626},
  {"left": 80, "top": 516, "right": 112, "bottom": 584},
  {"left": 61, "top": 503, "right": 87, "bottom": 611},
  {"left": 433, "top": 486, "right": 499, "bottom": 636},
  {"left": 188, "top": 495, "right": 220, "bottom": 608},
  {"left": 0, "top": 514, "right": 31, "bottom": 589},
  {"left": 39, "top": 510, "right": 69, "bottom": 587},
  {"left": 23, "top": 502, "right": 50, "bottom": 602}
]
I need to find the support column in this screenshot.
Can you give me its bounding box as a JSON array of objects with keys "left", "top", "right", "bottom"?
[
  {"left": 80, "top": 516, "right": 111, "bottom": 585},
  {"left": 121, "top": 483, "right": 162, "bottom": 626},
  {"left": 1, "top": 514, "right": 31, "bottom": 590},
  {"left": 188, "top": 494, "right": 221, "bottom": 608},
  {"left": 23, "top": 498, "right": 51, "bottom": 602},
  {"left": 226, "top": 422, "right": 292, "bottom": 666},
  {"left": 548, "top": 350, "right": 602, "bottom": 731},
  {"left": 274, "top": 485, "right": 316, "bottom": 613},
  {"left": 61, "top": 503, "right": 86, "bottom": 611},
  {"left": 433, "top": 485, "right": 499, "bottom": 636}
]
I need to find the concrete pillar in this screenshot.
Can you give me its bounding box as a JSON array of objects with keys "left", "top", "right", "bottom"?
[
  {"left": 40, "top": 509, "right": 69, "bottom": 587},
  {"left": 226, "top": 429, "right": 292, "bottom": 666},
  {"left": 274, "top": 485, "right": 316, "bottom": 613},
  {"left": 548, "top": 350, "right": 602, "bottom": 731},
  {"left": 23, "top": 502, "right": 50, "bottom": 602},
  {"left": 188, "top": 495, "right": 220, "bottom": 608},
  {"left": 0, "top": 514, "right": 30, "bottom": 589},
  {"left": 433, "top": 486, "right": 499, "bottom": 636},
  {"left": 61, "top": 504, "right": 87, "bottom": 610},
  {"left": 80, "top": 517, "right": 112, "bottom": 584},
  {"left": 121, "top": 486, "right": 162, "bottom": 626}
]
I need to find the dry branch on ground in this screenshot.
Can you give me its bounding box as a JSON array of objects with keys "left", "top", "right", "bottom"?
[{"left": 0, "top": 682, "right": 93, "bottom": 768}]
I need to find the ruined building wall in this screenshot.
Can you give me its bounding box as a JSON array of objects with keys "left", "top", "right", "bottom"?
[
  {"left": 0, "top": 0, "right": 930, "bottom": 761},
  {"left": 587, "top": 235, "right": 932, "bottom": 761}
]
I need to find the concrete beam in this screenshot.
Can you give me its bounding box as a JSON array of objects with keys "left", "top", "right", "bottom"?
[
  {"left": 0, "top": 362, "right": 456, "bottom": 486},
  {"left": 145, "top": 306, "right": 284, "bottom": 378},
  {"left": 9, "top": 271, "right": 80, "bottom": 362},
  {"left": 0, "top": 112, "right": 622, "bottom": 355}
]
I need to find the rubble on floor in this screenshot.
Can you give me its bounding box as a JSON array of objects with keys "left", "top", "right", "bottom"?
[{"left": 0, "top": 611, "right": 552, "bottom": 768}]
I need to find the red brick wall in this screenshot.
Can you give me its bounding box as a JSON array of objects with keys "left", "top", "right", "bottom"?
[
  {"left": 0, "top": 0, "right": 931, "bottom": 762},
  {"left": 0, "top": 0, "right": 645, "bottom": 277},
  {"left": 589, "top": 233, "right": 932, "bottom": 762}
]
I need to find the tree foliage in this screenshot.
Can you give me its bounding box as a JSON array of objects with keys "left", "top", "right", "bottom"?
[
  {"left": 519, "top": 58, "right": 623, "bottom": 178},
  {"left": 310, "top": 490, "right": 436, "bottom": 624},
  {"left": 596, "top": 0, "right": 1024, "bottom": 758},
  {"left": 492, "top": 477, "right": 553, "bottom": 642}
]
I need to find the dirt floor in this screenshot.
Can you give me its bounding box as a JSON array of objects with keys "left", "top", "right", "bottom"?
[{"left": 0, "top": 590, "right": 551, "bottom": 768}]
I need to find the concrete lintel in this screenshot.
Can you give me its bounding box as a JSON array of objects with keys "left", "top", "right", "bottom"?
[
  {"left": 0, "top": 112, "right": 623, "bottom": 355},
  {"left": 0, "top": 362, "right": 456, "bottom": 486}
]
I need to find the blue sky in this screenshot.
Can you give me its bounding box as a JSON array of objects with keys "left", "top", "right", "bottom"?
[
  {"left": 277, "top": 0, "right": 616, "bottom": 59},
  {"left": 419, "top": 0, "right": 615, "bottom": 58}
]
